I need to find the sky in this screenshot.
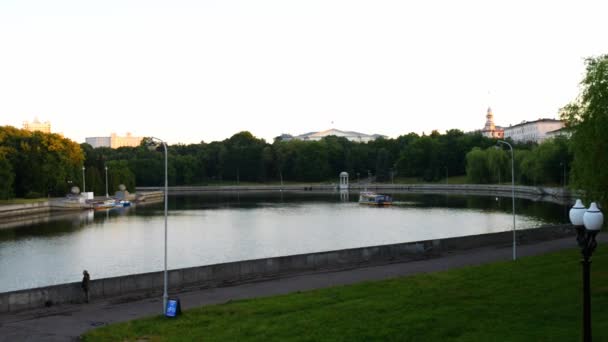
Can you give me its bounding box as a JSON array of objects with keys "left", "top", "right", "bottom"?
[{"left": 1, "top": 0, "right": 607, "bottom": 145}]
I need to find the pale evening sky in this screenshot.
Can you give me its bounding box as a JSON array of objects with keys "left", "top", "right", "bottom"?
[{"left": 1, "top": 0, "right": 607, "bottom": 145}]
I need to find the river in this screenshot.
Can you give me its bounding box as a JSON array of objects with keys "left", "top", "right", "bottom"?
[{"left": 0, "top": 191, "right": 569, "bottom": 292}]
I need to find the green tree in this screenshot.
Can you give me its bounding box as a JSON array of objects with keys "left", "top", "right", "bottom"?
[
  {"left": 486, "top": 147, "right": 508, "bottom": 184},
  {"left": 561, "top": 54, "right": 608, "bottom": 205},
  {"left": 0, "top": 154, "right": 14, "bottom": 199},
  {"left": 465, "top": 148, "right": 489, "bottom": 183}
]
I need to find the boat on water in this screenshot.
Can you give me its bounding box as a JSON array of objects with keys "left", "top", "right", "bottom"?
[
  {"left": 358, "top": 192, "right": 392, "bottom": 206},
  {"left": 90, "top": 199, "right": 117, "bottom": 210},
  {"left": 88, "top": 198, "right": 133, "bottom": 210}
]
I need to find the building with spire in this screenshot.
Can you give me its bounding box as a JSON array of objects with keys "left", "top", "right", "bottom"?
[{"left": 481, "top": 107, "right": 504, "bottom": 139}]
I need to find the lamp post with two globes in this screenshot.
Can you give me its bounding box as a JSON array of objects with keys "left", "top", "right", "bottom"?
[{"left": 569, "top": 199, "right": 603, "bottom": 342}]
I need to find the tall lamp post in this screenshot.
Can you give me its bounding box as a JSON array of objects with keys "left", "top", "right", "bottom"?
[
  {"left": 148, "top": 137, "right": 169, "bottom": 314},
  {"left": 104, "top": 166, "right": 109, "bottom": 198},
  {"left": 569, "top": 199, "right": 603, "bottom": 342},
  {"left": 496, "top": 140, "right": 516, "bottom": 260},
  {"left": 82, "top": 166, "right": 86, "bottom": 193}
]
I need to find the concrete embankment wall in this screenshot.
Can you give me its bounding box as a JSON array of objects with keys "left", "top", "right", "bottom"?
[
  {"left": 137, "top": 184, "right": 574, "bottom": 201},
  {"left": 0, "top": 202, "right": 50, "bottom": 219},
  {"left": 0, "top": 224, "right": 574, "bottom": 313}
]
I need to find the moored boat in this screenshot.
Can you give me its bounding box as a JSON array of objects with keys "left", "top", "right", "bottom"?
[
  {"left": 90, "top": 199, "right": 117, "bottom": 210},
  {"left": 358, "top": 192, "right": 392, "bottom": 206}
]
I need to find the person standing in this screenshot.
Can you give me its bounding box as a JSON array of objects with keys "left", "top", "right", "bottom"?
[{"left": 81, "top": 270, "right": 90, "bottom": 303}]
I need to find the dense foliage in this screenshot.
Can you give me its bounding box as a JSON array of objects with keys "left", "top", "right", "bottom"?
[
  {"left": 560, "top": 54, "right": 608, "bottom": 205},
  {"left": 465, "top": 136, "right": 571, "bottom": 186},
  {"left": 0, "top": 124, "right": 576, "bottom": 199},
  {"left": 0, "top": 126, "right": 84, "bottom": 198},
  {"left": 78, "top": 130, "right": 499, "bottom": 189}
]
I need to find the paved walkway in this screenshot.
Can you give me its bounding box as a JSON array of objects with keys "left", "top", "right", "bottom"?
[{"left": 0, "top": 235, "right": 604, "bottom": 341}]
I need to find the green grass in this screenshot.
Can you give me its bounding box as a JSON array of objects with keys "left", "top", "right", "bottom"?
[
  {"left": 83, "top": 247, "right": 608, "bottom": 341},
  {"left": 0, "top": 198, "right": 48, "bottom": 205}
]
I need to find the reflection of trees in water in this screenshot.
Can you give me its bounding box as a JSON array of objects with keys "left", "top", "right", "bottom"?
[
  {"left": 380, "top": 193, "right": 567, "bottom": 224},
  {"left": 1, "top": 192, "right": 568, "bottom": 243},
  {"left": 165, "top": 192, "right": 569, "bottom": 224},
  {"left": 0, "top": 210, "right": 95, "bottom": 242}
]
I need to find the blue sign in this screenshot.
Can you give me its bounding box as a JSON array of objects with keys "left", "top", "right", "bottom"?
[{"left": 166, "top": 298, "right": 181, "bottom": 318}]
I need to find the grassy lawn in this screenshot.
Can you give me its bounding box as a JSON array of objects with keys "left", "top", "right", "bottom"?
[
  {"left": 0, "top": 198, "right": 48, "bottom": 205},
  {"left": 83, "top": 247, "right": 608, "bottom": 341}
]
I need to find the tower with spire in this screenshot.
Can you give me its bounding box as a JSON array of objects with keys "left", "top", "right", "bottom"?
[{"left": 481, "top": 107, "right": 504, "bottom": 138}]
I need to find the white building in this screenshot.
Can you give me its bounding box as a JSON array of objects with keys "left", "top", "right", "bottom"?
[
  {"left": 503, "top": 119, "right": 565, "bottom": 143},
  {"left": 283, "top": 129, "right": 386, "bottom": 143},
  {"left": 85, "top": 132, "right": 143, "bottom": 148},
  {"left": 23, "top": 118, "right": 51, "bottom": 133}
]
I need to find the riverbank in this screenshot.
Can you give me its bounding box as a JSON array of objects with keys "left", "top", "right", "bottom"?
[
  {"left": 0, "top": 224, "right": 575, "bottom": 313},
  {"left": 0, "top": 191, "right": 164, "bottom": 219},
  {"left": 1, "top": 233, "right": 604, "bottom": 341},
  {"left": 137, "top": 184, "right": 574, "bottom": 203},
  {"left": 83, "top": 245, "right": 608, "bottom": 342}
]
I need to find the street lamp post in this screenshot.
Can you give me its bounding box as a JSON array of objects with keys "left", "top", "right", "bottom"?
[
  {"left": 569, "top": 199, "right": 603, "bottom": 342},
  {"left": 497, "top": 140, "right": 516, "bottom": 260},
  {"left": 148, "top": 137, "right": 169, "bottom": 315},
  {"left": 82, "top": 166, "right": 86, "bottom": 193},
  {"left": 104, "top": 166, "right": 109, "bottom": 198}
]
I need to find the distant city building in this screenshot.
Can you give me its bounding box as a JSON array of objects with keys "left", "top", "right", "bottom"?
[
  {"left": 85, "top": 132, "right": 143, "bottom": 148},
  {"left": 503, "top": 119, "right": 565, "bottom": 143},
  {"left": 22, "top": 118, "right": 51, "bottom": 133},
  {"left": 280, "top": 129, "right": 386, "bottom": 143},
  {"left": 85, "top": 137, "right": 112, "bottom": 148},
  {"left": 481, "top": 107, "right": 504, "bottom": 139}
]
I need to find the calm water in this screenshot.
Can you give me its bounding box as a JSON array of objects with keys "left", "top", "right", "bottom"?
[{"left": 0, "top": 192, "right": 569, "bottom": 292}]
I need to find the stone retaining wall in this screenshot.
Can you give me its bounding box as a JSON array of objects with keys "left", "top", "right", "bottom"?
[
  {"left": 0, "top": 202, "right": 50, "bottom": 219},
  {"left": 136, "top": 184, "right": 573, "bottom": 201},
  {"left": 0, "top": 224, "right": 574, "bottom": 313}
]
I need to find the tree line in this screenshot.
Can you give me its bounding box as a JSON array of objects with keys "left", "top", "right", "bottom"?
[
  {"left": 1, "top": 127, "right": 501, "bottom": 198},
  {"left": 83, "top": 129, "right": 500, "bottom": 190},
  {"left": 1, "top": 124, "right": 577, "bottom": 200}
]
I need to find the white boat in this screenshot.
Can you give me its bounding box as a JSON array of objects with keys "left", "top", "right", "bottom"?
[
  {"left": 91, "top": 199, "right": 117, "bottom": 210},
  {"left": 358, "top": 192, "right": 392, "bottom": 206}
]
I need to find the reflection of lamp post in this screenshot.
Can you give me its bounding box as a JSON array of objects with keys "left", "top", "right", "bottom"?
[
  {"left": 569, "top": 199, "right": 603, "bottom": 342},
  {"left": 147, "top": 137, "right": 169, "bottom": 315},
  {"left": 104, "top": 166, "right": 109, "bottom": 198},
  {"left": 82, "top": 166, "right": 86, "bottom": 193},
  {"left": 496, "top": 140, "right": 516, "bottom": 260}
]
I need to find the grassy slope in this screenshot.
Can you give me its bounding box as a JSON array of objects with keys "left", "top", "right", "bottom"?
[{"left": 84, "top": 247, "right": 608, "bottom": 341}]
